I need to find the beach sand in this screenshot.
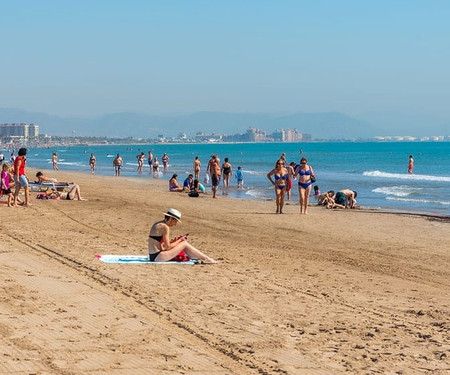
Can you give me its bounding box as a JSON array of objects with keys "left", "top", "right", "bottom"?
[{"left": 1, "top": 169, "right": 449, "bottom": 374}]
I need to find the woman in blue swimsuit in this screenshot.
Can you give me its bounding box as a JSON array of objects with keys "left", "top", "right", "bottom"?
[
  {"left": 267, "top": 159, "right": 289, "bottom": 214},
  {"left": 148, "top": 208, "right": 217, "bottom": 263},
  {"left": 294, "top": 157, "right": 315, "bottom": 214}
]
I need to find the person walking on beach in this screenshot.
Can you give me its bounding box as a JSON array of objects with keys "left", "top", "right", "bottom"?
[
  {"left": 267, "top": 159, "right": 289, "bottom": 214},
  {"left": 162, "top": 153, "right": 169, "bottom": 173},
  {"left": 294, "top": 157, "right": 315, "bottom": 214},
  {"left": 408, "top": 155, "right": 414, "bottom": 174},
  {"left": 89, "top": 153, "right": 96, "bottom": 174},
  {"left": 221, "top": 157, "right": 232, "bottom": 195},
  {"left": 13, "top": 148, "right": 32, "bottom": 207},
  {"left": 113, "top": 154, "right": 123, "bottom": 176},
  {"left": 148, "top": 208, "right": 217, "bottom": 263},
  {"left": 193, "top": 156, "right": 201, "bottom": 180},
  {"left": 52, "top": 152, "right": 59, "bottom": 171},
  {"left": 207, "top": 155, "right": 221, "bottom": 198},
  {"left": 148, "top": 151, "right": 153, "bottom": 173}
]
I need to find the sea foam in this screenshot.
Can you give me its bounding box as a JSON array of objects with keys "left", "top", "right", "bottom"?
[
  {"left": 363, "top": 170, "right": 450, "bottom": 182},
  {"left": 373, "top": 185, "right": 422, "bottom": 197}
]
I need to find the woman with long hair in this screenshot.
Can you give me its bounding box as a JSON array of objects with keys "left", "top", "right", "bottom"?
[
  {"left": 294, "top": 157, "right": 315, "bottom": 214},
  {"left": 267, "top": 159, "right": 289, "bottom": 214}
]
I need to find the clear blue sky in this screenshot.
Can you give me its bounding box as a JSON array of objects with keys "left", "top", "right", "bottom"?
[{"left": 1, "top": 0, "right": 449, "bottom": 119}]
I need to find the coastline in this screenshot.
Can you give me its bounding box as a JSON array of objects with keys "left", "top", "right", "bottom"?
[
  {"left": 22, "top": 141, "right": 450, "bottom": 217},
  {"left": 1, "top": 169, "right": 449, "bottom": 373}
]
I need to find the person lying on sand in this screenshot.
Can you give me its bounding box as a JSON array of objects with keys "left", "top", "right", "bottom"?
[
  {"left": 148, "top": 208, "right": 217, "bottom": 263},
  {"left": 46, "top": 184, "right": 85, "bottom": 201},
  {"left": 35, "top": 171, "right": 74, "bottom": 186}
]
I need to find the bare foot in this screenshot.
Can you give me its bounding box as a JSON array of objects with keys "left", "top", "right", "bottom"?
[{"left": 201, "top": 258, "right": 218, "bottom": 264}]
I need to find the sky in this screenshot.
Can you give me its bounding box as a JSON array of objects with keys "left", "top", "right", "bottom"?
[{"left": 1, "top": 0, "right": 450, "bottom": 120}]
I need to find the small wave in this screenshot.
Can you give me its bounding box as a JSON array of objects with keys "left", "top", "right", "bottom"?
[
  {"left": 386, "top": 197, "right": 450, "bottom": 206},
  {"left": 245, "top": 189, "right": 267, "bottom": 199},
  {"left": 58, "top": 161, "right": 84, "bottom": 166},
  {"left": 373, "top": 185, "right": 422, "bottom": 197},
  {"left": 241, "top": 169, "right": 266, "bottom": 176},
  {"left": 363, "top": 170, "right": 450, "bottom": 182}
]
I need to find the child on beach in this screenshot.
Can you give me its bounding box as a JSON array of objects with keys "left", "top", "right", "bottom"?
[
  {"left": 1, "top": 163, "right": 13, "bottom": 206},
  {"left": 313, "top": 185, "right": 320, "bottom": 200},
  {"left": 235, "top": 166, "right": 244, "bottom": 189}
]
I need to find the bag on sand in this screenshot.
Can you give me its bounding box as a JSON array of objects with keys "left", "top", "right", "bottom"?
[{"left": 170, "top": 251, "right": 191, "bottom": 262}]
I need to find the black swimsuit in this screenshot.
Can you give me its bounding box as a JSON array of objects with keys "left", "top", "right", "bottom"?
[{"left": 149, "top": 235, "right": 163, "bottom": 261}]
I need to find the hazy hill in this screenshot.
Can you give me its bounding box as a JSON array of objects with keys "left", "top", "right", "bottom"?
[{"left": 1, "top": 107, "right": 448, "bottom": 139}]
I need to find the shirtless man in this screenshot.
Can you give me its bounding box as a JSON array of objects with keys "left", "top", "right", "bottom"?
[
  {"left": 113, "top": 154, "right": 123, "bottom": 176},
  {"left": 207, "top": 155, "right": 221, "bottom": 198},
  {"left": 333, "top": 189, "right": 357, "bottom": 209},
  {"left": 35, "top": 171, "right": 73, "bottom": 186}
]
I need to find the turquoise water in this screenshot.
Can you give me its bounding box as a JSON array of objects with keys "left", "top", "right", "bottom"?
[{"left": 22, "top": 141, "right": 450, "bottom": 216}]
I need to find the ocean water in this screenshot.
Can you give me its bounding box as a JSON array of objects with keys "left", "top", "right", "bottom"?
[{"left": 20, "top": 141, "right": 450, "bottom": 216}]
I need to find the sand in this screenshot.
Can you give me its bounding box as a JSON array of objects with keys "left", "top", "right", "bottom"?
[{"left": 0, "top": 169, "right": 449, "bottom": 374}]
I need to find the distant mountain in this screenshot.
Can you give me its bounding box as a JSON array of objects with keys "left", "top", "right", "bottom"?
[
  {"left": 1, "top": 107, "right": 448, "bottom": 139},
  {"left": 355, "top": 111, "right": 450, "bottom": 137}
]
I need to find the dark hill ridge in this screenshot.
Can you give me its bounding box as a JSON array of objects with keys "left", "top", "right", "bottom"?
[{"left": 1, "top": 107, "right": 448, "bottom": 139}]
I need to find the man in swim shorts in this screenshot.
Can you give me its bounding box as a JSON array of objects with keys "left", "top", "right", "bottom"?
[
  {"left": 334, "top": 189, "right": 357, "bottom": 209},
  {"left": 207, "top": 155, "right": 221, "bottom": 198}
]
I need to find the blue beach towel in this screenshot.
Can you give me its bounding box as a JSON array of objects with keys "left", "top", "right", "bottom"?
[{"left": 95, "top": 254, "right": 198, "bottom": 265}]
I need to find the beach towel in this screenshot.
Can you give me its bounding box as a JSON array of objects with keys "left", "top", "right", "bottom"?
[{"left": 95, "top": 254, "right": 198, "bottom": 265}]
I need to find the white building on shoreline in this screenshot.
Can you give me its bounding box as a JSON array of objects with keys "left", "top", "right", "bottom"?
[{"left": 0, "top": 123, "right": 39, "bottom": 139}]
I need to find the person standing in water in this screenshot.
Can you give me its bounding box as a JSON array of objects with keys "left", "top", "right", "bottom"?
[
  {"left": 113, "top": 154, "right": 123, "bottom": 176},
  {"left": 52, "top": 152, "right": 59, "bottom": 170},
  {"left": 162, "top": 153, "right": 169, "bottom": 173},
  {"left": 408, "top": 155, "right": 414, "bottom": 174},
  {"left": 89, "top": 153, "right": 96, "bottom": 174},
  {"left": 221, "top": 157, "right": 232, "bottom": 195},
  {"left": 193, "top": 156, "right": 201, "bottom": 181}
]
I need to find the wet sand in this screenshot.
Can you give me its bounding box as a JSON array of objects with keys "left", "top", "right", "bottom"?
[{"left": 0, "top": 169, "right": 449, "bottom": 374}]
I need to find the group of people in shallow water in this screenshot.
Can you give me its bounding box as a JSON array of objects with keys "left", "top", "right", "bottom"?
[
  {"left": 167, "top": 154, "right": 244, "bottom": 199},
  {"left": 267, "top": 153, "right": 358, "bottom": 214}
]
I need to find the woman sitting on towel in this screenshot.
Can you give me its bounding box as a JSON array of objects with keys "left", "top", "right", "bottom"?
[{"left": 148, "top": 208, "right": 217, "bottom": 263}]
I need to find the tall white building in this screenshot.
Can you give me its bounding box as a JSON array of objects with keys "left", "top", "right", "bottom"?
[{"left": 0, "top": 123, "right": 39, "bottom": 139}]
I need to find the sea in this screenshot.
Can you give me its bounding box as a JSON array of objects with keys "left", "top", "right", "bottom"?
[{"left": 15, "top": 141, "right": 450, "bottom": 217}]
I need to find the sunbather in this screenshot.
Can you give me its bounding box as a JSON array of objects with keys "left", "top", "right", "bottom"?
[
  {"left": 35, "top": 171, "right": 74, "bottom": 186},
  {"left": 46, "top": 184, "right": 85, "bottom": 201},
  {"left": 148, "top": 208, "right": 217, "bottom": 263}
]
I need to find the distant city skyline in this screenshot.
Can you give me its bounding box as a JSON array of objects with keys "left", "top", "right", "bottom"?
[{"left": 2, "top": 1, "right": 450, "bottom": 133}]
